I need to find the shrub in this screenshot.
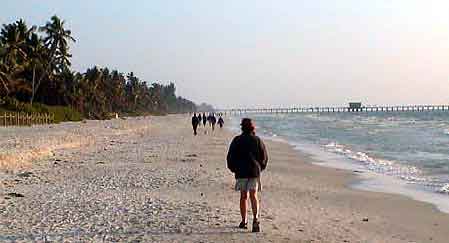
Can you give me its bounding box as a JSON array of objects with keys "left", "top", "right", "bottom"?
[
  {"left": 47, "top": 106, "right": 83, "bottom": 123},
  {"left": 0, "top": 97, "right": 83, "bottom": 123}
]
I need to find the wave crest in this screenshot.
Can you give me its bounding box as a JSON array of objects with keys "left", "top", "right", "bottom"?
[{"left": 324, "top": 142, "right": 421, "bottom": 180}]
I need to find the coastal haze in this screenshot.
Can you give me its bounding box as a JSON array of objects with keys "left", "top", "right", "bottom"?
[{"left": 1, "top": 0, "right": 449, "bottom": 108}]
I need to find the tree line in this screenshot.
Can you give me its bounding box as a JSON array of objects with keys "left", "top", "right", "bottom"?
[{"left": 0, "top": 16, "right": 197, "bottom": 119}]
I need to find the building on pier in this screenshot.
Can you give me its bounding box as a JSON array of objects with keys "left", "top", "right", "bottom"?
[{"left": 349, "top": 102, "right": 362, "bottom": 112}]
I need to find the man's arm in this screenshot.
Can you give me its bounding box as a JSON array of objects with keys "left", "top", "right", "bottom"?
[
  {"left": 258, "top": 138, "right": 268, "bottom": 171},
  {"left": 227, "top": 137, "right": 238, "bottom": 173}
]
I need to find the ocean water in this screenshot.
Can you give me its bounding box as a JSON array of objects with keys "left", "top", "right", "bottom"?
[{"left": 229, "top": 111, "right": 449, "bottom": 212}]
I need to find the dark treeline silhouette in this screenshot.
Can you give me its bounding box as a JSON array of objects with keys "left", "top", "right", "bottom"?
[{"left": 0, "top": 16, "right": 196, "bottom": 120}]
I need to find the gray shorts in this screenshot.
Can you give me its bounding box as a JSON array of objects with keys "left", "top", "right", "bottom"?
[{"left": 235, "top": 177, "right": 261, "bottom": 192}]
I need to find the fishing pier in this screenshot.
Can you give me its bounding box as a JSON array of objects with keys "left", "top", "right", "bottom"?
[{"left": 217, "top": 103, "right": 449, "bottom": 115}]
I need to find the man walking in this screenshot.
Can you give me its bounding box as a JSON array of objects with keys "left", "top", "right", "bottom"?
[
  {"left": 226, "top": 118, "right": 268, "bottom": 232},
  {"left": 191, "top": 113, "right": 200, "bottom": 135},
  {"left": 202, "top": 113, "right": 207, "bottom": 127},
  {"left": 211, "top": 113, "right": 217, "bottom": 131},
  {"left": 218, "top": 115, "right": 224, "bottom": 128}
]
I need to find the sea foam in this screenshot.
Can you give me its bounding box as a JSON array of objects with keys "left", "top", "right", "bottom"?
[
  {"left": 324, "top": 142, "right": 425, "bottom": 181},
  {"left": 444, "top": 128, "right": 449, "bottom": 135},
  {"left": 438, "top": 184, "right": 449, "bottom": 194}
]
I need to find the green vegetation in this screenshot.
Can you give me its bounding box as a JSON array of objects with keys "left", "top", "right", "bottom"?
[
  {"left": 0, "top": 16, "right": 197, "bottom": 122},
  {"left": 0, "top": 96, "right": 82, "bottom": 122}
]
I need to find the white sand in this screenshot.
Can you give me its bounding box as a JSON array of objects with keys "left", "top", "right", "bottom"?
[{"left": 0, "top": 115, "right": 448, "bottom": 242}]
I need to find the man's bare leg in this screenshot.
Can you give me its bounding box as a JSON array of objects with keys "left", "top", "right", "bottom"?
[
  {"left": 249, "top": 189, "right": 260, "bottom": 232},
  {"left": 249, "top": 189, "right": 259, "bottom": 221},
  {"left": 240, "top": 190, "right": 249, "bottom": 224}
]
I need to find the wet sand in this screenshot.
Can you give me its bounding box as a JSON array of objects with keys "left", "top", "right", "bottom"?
[{"left": 1, "top": 115, "right": 448, "bottom": 242}]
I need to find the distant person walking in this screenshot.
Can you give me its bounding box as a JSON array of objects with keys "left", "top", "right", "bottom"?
[
  {"left": 211, "top": 113, "right": 217, "bottom": 131},
  {"left": 202, "top": 113, "right": 207, "bottom": 127},
  {"left": 218, "top": 115, "right": 224, "bottom": 128},
  {"left": 207, "top": 113, "right": 212, "bottom": 127},
  {"left": 191, "top": 113, "right": 200, "bottom": 135},
  {"left": 227, "top": 118, "right": 268, "bottom": 232}
]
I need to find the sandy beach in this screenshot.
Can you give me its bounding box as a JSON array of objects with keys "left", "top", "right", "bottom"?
[{"left": 1, "top": 115, "right": 449, "bottom": 242}]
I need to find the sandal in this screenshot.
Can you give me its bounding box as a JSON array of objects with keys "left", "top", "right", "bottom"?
[
  {"left": 252, "top": 220, "right": 260, "bottom": 233},
  {"left": 238, "top": 221, "right": 248, "bottom": 229}
]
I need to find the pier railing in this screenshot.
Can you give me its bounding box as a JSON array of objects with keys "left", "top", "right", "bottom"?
[
  {"left": 217, "top": 105, "right": 449, "bottom": 115},
  {"left": 0, "top": 112, "right": 55, "bottom": 126}
]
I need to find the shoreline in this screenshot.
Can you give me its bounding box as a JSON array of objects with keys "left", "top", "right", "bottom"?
[
  {"left": 227, "top": 115, "right": 449, "bottom": 215},
  {"left": 292, "top": 140, "right": 449, "bottom": 214},
  {"left": 287, "top": 136, "right": 449, "bottom": 215},
  {"left": 254, "top": 131, "right": 449, "bottom": 242},
  {"left": 1, "top": 115, "right": 449, "bottom": 242},
  {"left": 260, "top": 134, "right": 449, "bottom": 242}
]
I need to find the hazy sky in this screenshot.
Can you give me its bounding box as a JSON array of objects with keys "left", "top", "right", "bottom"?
[{"left": 2, "top": 1, "right": 449, "bottom": 108}]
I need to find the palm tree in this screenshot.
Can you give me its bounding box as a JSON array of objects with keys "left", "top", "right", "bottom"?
[
  {"left": 70, "top": 72, "right": 88, "bottom": 114},
  {"left": 1, "top": 16, "right": 197, "bottom": 117},
  {"left": 0, "top": 44, "right": 9, "bottom": 95},
  {"left": 26, "top": 33, "right": 47, "bottom": 104},
  {"left": 0, "top": 59, "right": 11, "bottom": 96},
  {"left": 108, "top": 70, "right": 126, "bottom": 112},
  {"left": 29, "top": 15, "right": 75, "bottom": 104},
  {"left": 39, "top": 15, "right": 75, "bottom": 73},
  {"left": 0, "top": 21, "right": 28, "bottom": 68},
  {"left": 0, "top": 20, "right": 34, "bottom": 97}
]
